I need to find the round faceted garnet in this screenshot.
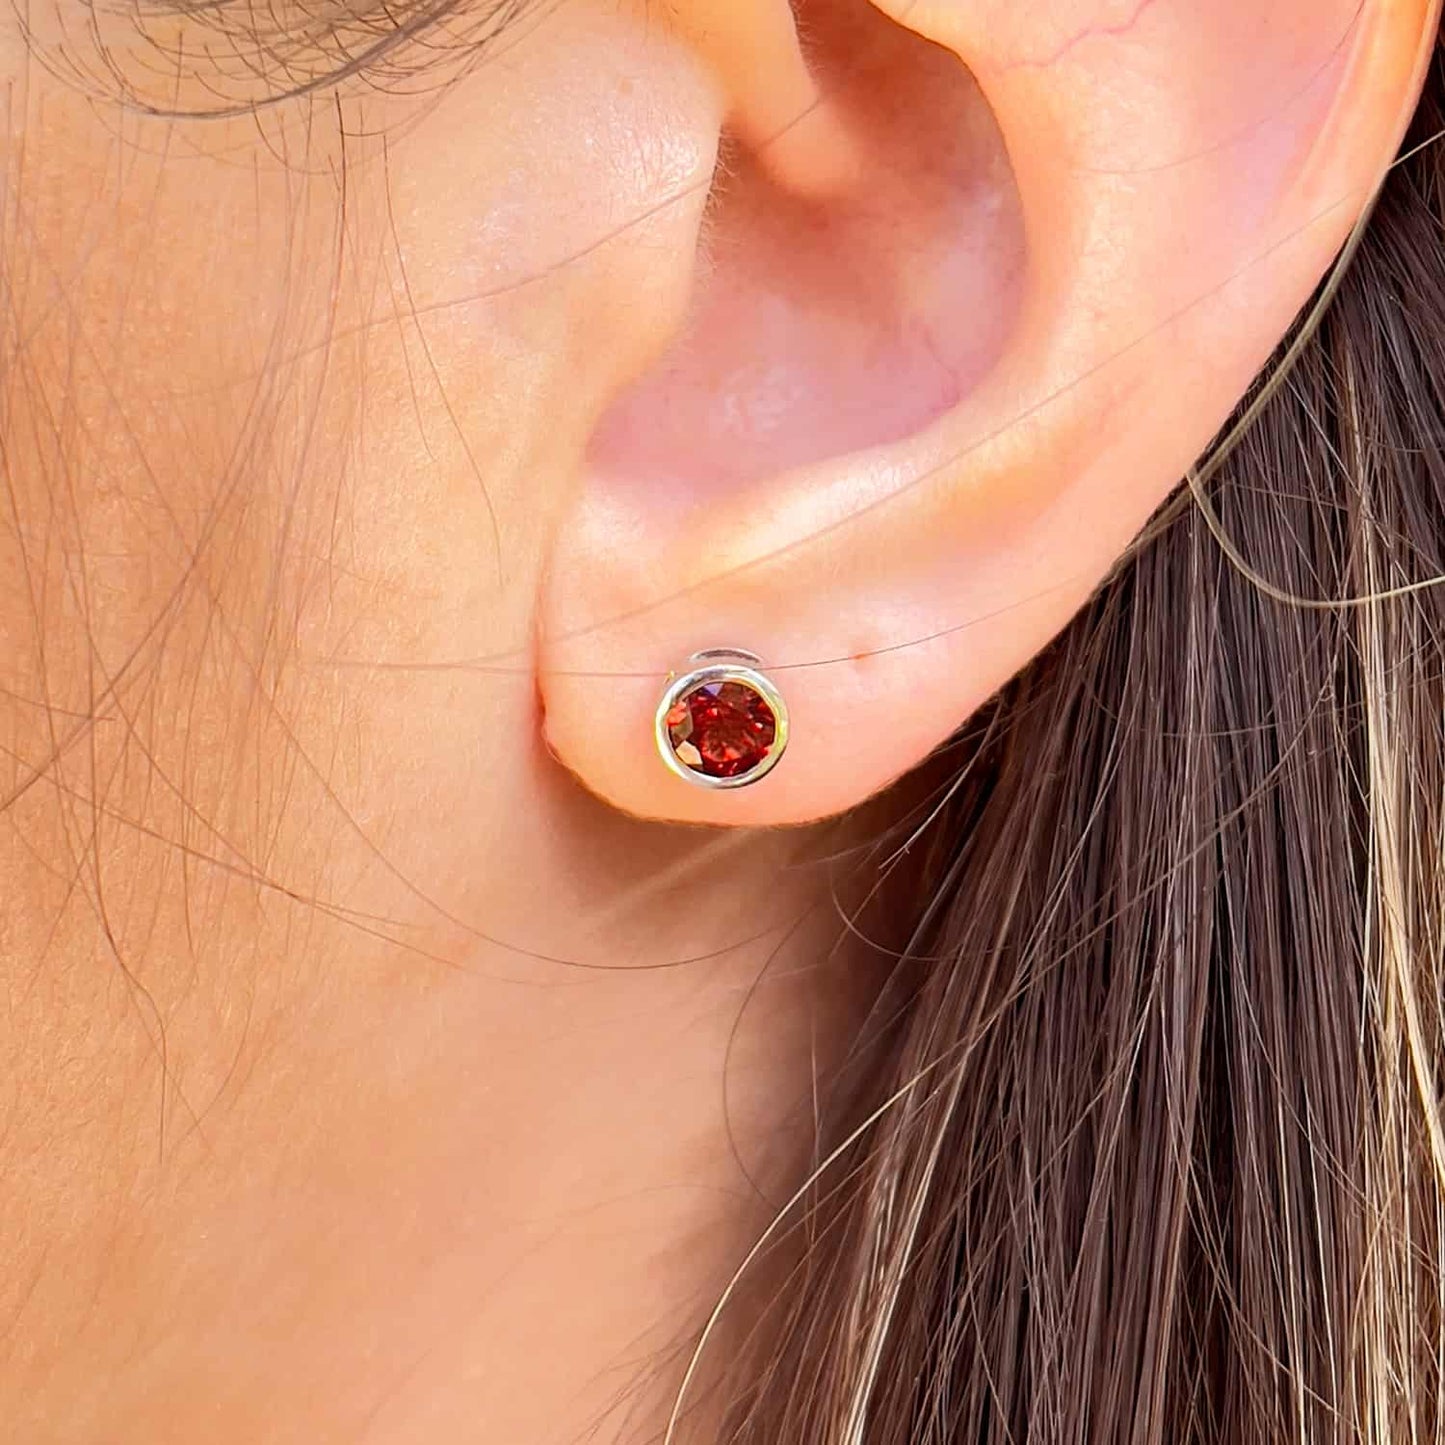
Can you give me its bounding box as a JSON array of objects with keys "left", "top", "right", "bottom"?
[{"left": 665, "top": 679, "right": 778, "bottom": 780}]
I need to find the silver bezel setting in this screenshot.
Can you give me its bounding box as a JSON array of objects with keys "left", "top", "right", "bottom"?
[{"left": 655, "top": 650, "right": 790, "bottom": 790}]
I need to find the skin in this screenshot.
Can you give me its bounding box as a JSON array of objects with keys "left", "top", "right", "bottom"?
[{"left": 0, "top": 0, "right": 1436, "bottom": 1440}]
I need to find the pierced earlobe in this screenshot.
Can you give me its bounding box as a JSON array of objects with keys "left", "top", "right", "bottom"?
[{"left": 655, "top": 649, "right": 790, "bottom": 789}]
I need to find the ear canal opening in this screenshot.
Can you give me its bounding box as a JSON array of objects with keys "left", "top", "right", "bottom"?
[{"left": 585, "top": 0, "right": 1026, "bottom": 504}]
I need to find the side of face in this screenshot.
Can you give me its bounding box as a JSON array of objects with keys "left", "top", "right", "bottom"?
[{"left": 0, "top": 2, "right": 1437, "bottom": 1439}]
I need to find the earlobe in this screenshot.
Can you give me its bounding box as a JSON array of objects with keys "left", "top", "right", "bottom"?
[{"left": 539, "top": 0, "right": 1437, "bottom": 829}]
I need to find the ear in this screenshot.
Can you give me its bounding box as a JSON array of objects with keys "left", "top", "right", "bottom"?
[{"left": 539, "top": 0, "right": 1437, "bottom": 826}]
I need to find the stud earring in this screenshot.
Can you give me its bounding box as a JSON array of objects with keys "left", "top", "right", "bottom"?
[{"left": 655, "top": 649, "right": 790, "bottom": 789}]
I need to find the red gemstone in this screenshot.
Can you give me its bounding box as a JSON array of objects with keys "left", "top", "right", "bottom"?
[{"left": 665, "top": 680, "right": 778, "bottom": 779}]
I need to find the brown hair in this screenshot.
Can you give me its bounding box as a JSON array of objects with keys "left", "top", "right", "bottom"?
[{"left": 670, "top": 29, "right": 1445, "bottom": 1445}]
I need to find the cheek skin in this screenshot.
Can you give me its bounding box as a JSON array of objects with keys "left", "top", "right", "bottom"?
[
  {"left": 0, "top": 0, "right": 723, "bottom": 1211},
  {"left": 0, "top": 0, "right": 789, "bottom": 1092},
  {"left": 0, "top": 0, "right": 723, "bottom": 833}
]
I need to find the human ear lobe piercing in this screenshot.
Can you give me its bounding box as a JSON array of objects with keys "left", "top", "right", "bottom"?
[{"left": 655, "top": 649, "right": 789, "bottom": 789}]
